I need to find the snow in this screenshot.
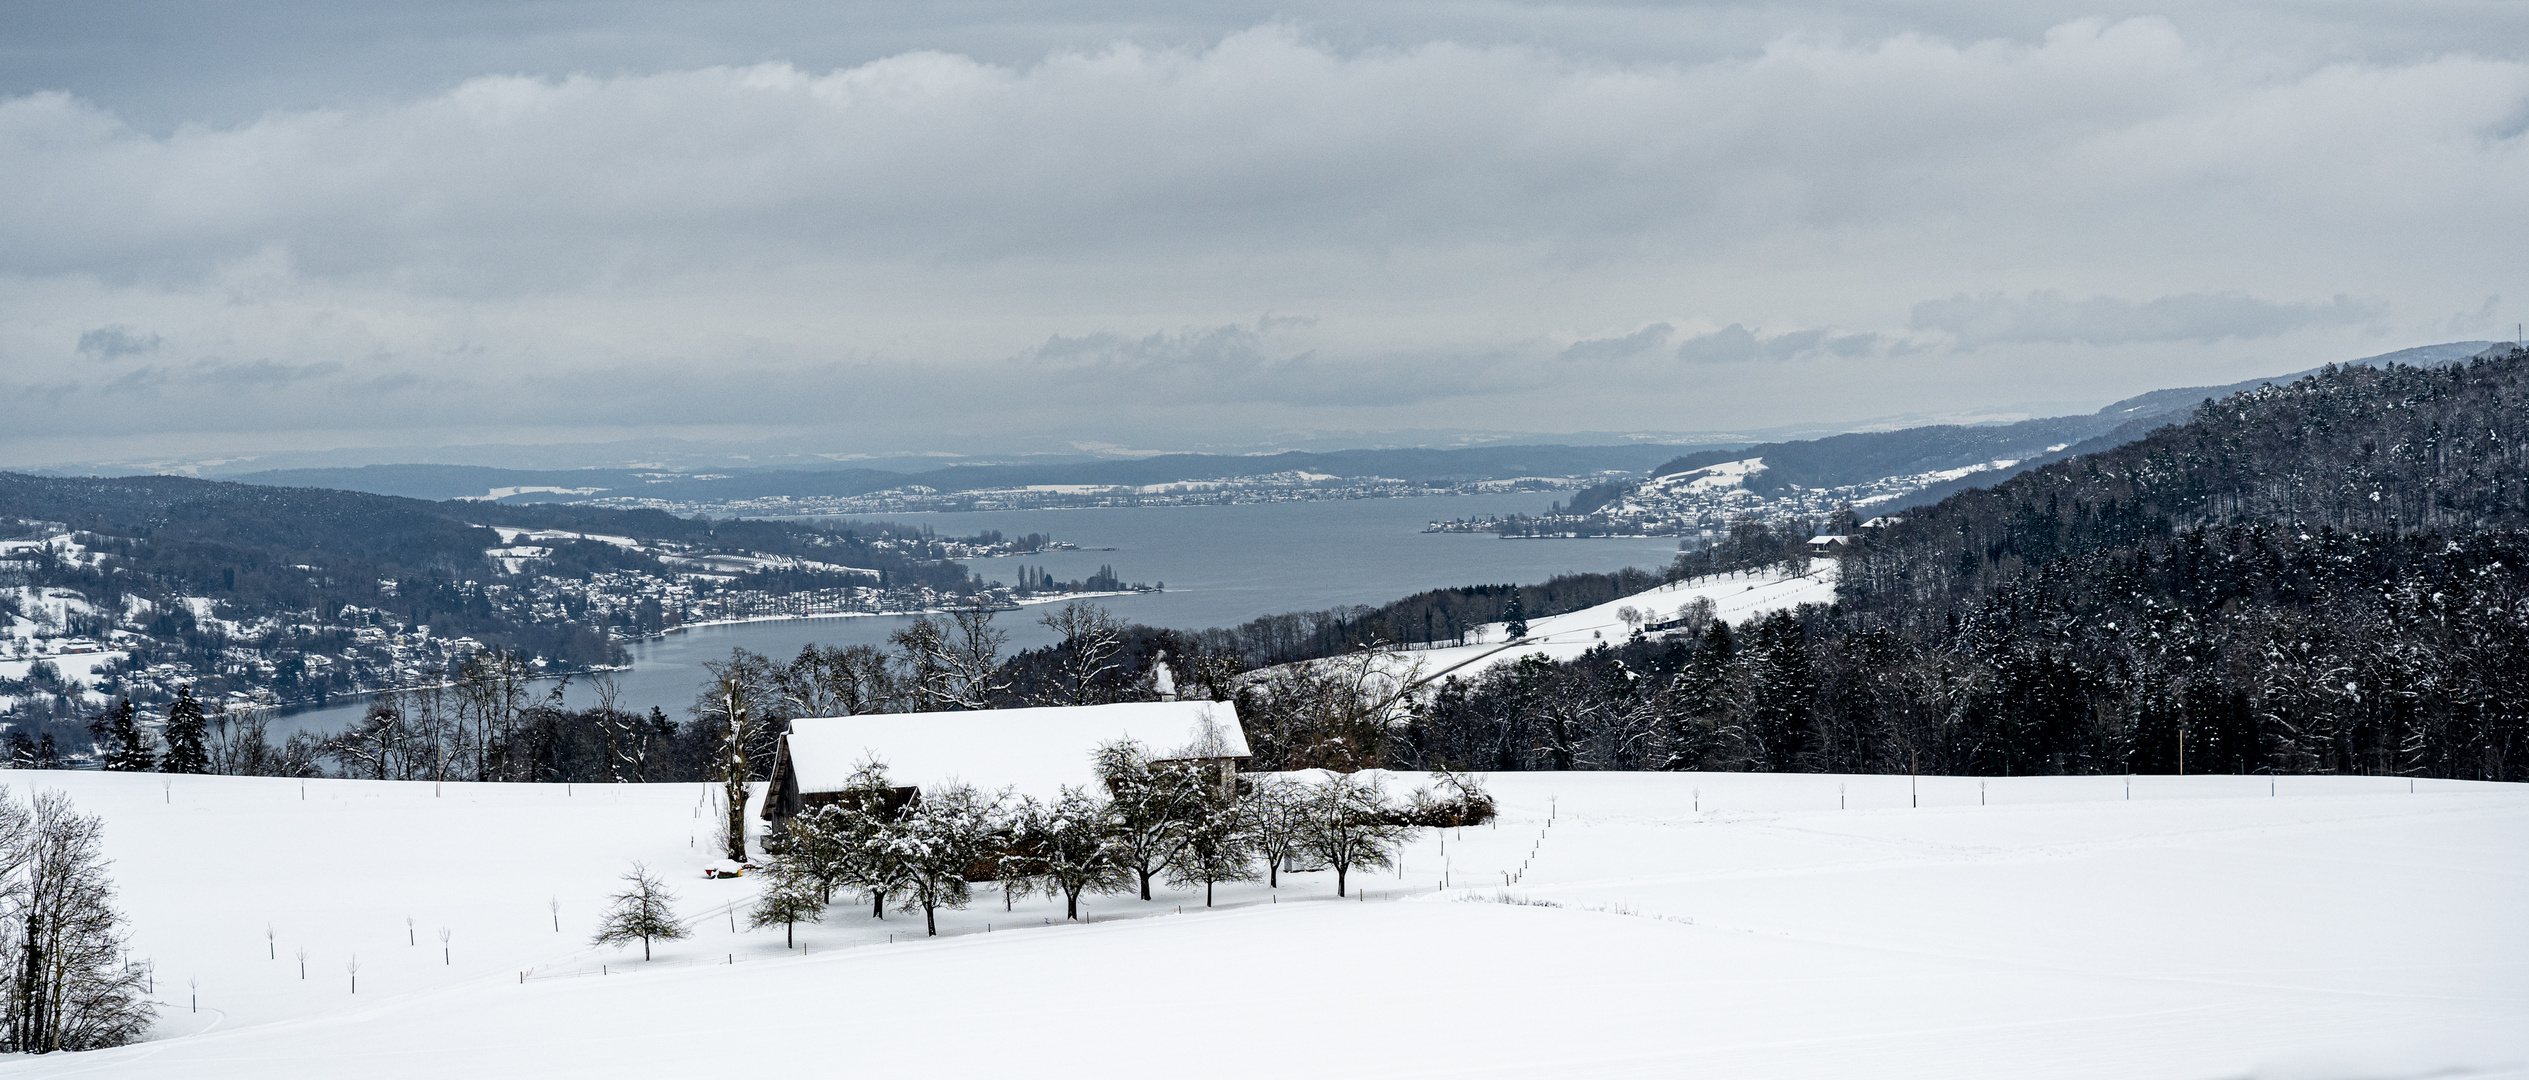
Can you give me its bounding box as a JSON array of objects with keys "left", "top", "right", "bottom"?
[
  {"left": 0, "top": 770, "right": 2517, "bottom": 1078},
  {"left": 784, "top": 700, "right": 1250, "bottom": 799},
  {"left": 1400, "top": 563, "right": 1840, "bottom": 684},
  {"left": 461, "top": 486, "right": 608, "bottom": 501},
  {"left": 0, "top": 649, "right": 126, "bottom": 686},
  {"left": 1651, "top": 456, "right": 1767, "bottom": 494}
]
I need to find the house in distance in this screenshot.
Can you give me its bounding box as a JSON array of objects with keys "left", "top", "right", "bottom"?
[{"left": 760, "top": 698, "right": 1252, "bottom": 826}]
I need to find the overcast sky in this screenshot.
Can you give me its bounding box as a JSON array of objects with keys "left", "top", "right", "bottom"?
[{"left": 3, "top": 1, "right": 2525, "bottom": 468}]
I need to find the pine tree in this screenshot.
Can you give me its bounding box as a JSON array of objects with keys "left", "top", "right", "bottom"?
[
  {"left": 591, "top": 862, "right": 686, "bottom": 961},
  {"left": 158, "top": 687, "right": 210, "bottom": 774},
  {"left": 90, "top": 700, "right": 152, "bottom": 772},
  {"left": 1503, "top": 591, "right": 1530, "bottom": 640}
]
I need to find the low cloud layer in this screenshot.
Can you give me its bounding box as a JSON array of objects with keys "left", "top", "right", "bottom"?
[
  {"left": 0, "top": 13, "right": 2522, "bottom": 464},
  {"left": 1911, "top": 291, "right": 2382, "bottom": 348}
]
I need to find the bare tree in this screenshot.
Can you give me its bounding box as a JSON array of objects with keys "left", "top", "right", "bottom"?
[
  {"left": 1095, "top": 740, "right": 1205, "bottom": 900},
  {"left": 1038, "top": 602, "right": 1127, "bottom": 705},
  {"left": 591, "top": 862, "right": 686, "bottom": 961},
  {"left": 1164, "top": 787, "right": 1255, "bottom": 907},
  {"left": 943, "top": 604, "right": 1011, "bottom": 708},
  {"left": 0, "top": 788, "right": 153, "bottom": 1052},
  {"left": 1025, "top": 787, "right": 1126, "bottom": 920},
  {"left": 892, "top": 607, "right": 1009, "bottom": 711},
  {"left": 1302, "top": 773, "right": 1410, "bottom": 897},
  {"left": 1241, "top": 777, "right": 1312, "bottom": 888},
  {"left": 321, "top": 701, "right": 403, "bottom": 779},
  {"left": 777, "top": 644, "right": 900, "bottom": 717},
  {"left": 882, "top": 782, "right": 1001, "bottom": 936},
  {"left": 748, "top": 854, "right": 825, "bottom": 949},
  {"left": 1243, "top": 641, "right": 1428, "bottom": 771}
]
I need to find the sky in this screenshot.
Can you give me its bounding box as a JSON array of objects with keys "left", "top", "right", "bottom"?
[{"left": 2, "top": 1, "right": 2525, "bottom": 469}]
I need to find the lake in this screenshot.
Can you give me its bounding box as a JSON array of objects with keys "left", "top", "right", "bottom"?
[{"left": 268, "top": 492, "right": 1681, "bottom": 736}]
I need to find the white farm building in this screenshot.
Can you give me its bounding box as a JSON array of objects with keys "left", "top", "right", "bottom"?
[{"left": 760, "top": 699, "right": 1251, "bottom": 824}]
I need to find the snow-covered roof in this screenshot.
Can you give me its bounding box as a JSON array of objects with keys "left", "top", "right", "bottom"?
[{"left": 783, "top": 700, "right": 1249, "bottom": 800}]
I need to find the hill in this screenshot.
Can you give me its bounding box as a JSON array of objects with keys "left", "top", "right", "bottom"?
[
  {"left": 1333, "top": 346, "right": 2529, "bottom": 783},
  {"left": 1453, "top": 342, "right": 2496, "bottom": 537},
  {"left": 220, "top": 444, "right": 1731, "bottom": 508},
  {"left": 0, "top": 473, "right": 1015, "bottom": 731}
]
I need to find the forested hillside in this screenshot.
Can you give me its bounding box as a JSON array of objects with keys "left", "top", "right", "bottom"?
[
  {"left": 0, "top": 473, "right": 1010, "bottom": 730},
  {"left": 1376, "top": 350, "right": 2529, "bottom": 782}
]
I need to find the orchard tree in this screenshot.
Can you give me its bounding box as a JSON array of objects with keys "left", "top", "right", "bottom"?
[
  {"left": 1095, "top": 740, "right": 1203, "bottom": 900},
  {"left": 1164, "top": 789, "right": 1256, "bottom": 907},
  {"left": 748, "top": 856, "right": 825, "bottom": 949},
  {"left": 592, "top": 862, "right": 686, "bottom": 961},
  {"left": 883, "top": 783, "right": 1001, "bottom": 936},
  {"left": 1241, "top": 777, "right": 1313, "bottom": 888},
  {"left": 1031, "top": 786, "right": 1126, "bottom": 920},
  {"left": 1303, "top": 773, "right": 1410, "bottom": 897}
]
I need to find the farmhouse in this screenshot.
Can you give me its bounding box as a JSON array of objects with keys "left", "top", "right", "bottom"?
[{"left": 760, "top": 699, "right": 1251, "bottom": 825}]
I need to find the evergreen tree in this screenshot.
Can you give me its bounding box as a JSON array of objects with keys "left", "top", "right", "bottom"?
[
  {"left": 158, "top": 687, "right": 210, "bottom": 774},
  {"left": 89, "top": 700, "right": 152, "bottom": 772},
  {"left": 591, "top": 862, "right": 686, "bottom": 961},
  {"left": 1503, "top": 591, "right": 1530, "bottom": 640}
]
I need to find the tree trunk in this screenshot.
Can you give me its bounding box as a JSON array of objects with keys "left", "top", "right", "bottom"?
[
  {"left": 723, "top": 778, "right": 748, "bottom": 863},
  {"left": 924, "top": 901, "right": 937, "bottom": 937},
  {"left": 641, "top": 935, "right": 651, "bottom": 961},
  {"left": 1336, "top": 863, "right": 1348, "bottom": 897}
]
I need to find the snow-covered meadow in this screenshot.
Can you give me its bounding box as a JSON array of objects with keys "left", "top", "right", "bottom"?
[
  {"left": 1399, "top": 563, "right": 1838, "bottom": 685},
  {"left": 0, "top": 769, "right": 2520, "bottom": 1078}
]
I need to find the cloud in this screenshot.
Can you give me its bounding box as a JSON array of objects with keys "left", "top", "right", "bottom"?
[
  {"left": 1674, "top": 325, "right": 1880, "bottom": 364},
  {"left": 75, "top": 324, "right": 160, "bottom": 358},
  {"left": 0, "top": 15, "right": 2520, "bottom": 461},
  {"left": 1909, "top": 291, "right": 2384, "bottom": 348},
  {"left": 98, "top": 358, "right": 346, "bottom": 397},
  {"left": 1560, "top": 324, "right": 1673, "bottom": 363}
]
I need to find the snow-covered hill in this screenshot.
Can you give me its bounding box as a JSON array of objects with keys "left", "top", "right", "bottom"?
[
  {"left": 2, "top": 769, "right": 2520, "bottom": 1078},
  {"left": 1394, "top": 562, "right": 1838, "bottom": 685}
]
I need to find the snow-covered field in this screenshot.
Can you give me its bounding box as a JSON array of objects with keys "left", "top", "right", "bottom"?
[
  {"left": 0, "top": 770, "right": 2520, "bottom": 1078},
  {"left": 1401, "top": 563, "right": 1838, "bottom": 684}
]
